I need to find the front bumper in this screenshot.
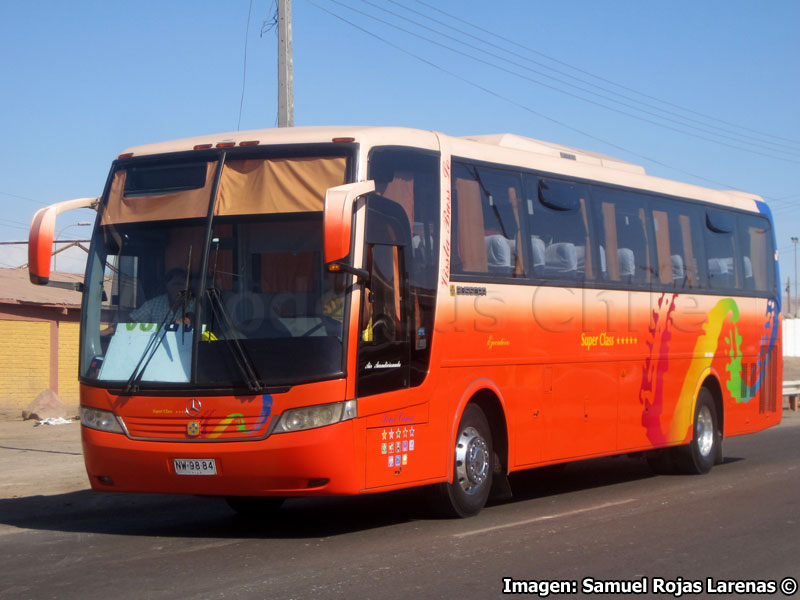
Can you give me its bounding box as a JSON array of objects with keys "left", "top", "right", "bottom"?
[{"left": 81, "top": 418, "right": 363, "bottom": 496}]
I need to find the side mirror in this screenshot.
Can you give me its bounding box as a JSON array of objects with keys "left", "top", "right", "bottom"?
[
  {"left": 28, "top": 197, "right": 98, "bottom": 285},
  {"left": 323, "top": 180, "right": 375, "bottom": 277}
]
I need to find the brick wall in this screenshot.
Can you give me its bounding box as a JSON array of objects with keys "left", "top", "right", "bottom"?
[
  {"left": 0, "top": 305, "right": 82, "bottom": 416},
  {"left": 57, "top": 321, "right": 81, "bottom": 407},
  {"left": 0, "top": 320, "right": 51, "bottom": 414}
]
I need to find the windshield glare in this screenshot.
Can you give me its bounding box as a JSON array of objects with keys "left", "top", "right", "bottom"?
[{"left": 82, "top": 214, "right": 347, "bottom": 390}]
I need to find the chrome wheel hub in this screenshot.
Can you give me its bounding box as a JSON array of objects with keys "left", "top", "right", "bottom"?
[
  {"left": 696, "top": 405, "right": 714, "bottom": 457},
  {"left": 455, "top": 426, "right": 490, "bottom": 494}
]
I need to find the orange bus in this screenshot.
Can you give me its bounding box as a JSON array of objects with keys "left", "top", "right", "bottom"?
[{"left": 28, "top": 127, "right": 781, "bottom": 517}]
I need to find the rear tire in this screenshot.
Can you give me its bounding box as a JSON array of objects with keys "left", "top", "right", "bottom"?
[
  {"left": 428, "top": 404, "right": 493, "bottom": 518},
  {"left": 674, "top": 388, "right": 719, "bottom": 475}
]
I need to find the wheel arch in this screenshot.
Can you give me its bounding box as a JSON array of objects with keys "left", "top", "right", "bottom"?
[
  {"left": 700, "top": 373, "right": 725, "bottom": 439},
  {"left": 449, "top": 378, "right": 510, "bottom": 482}
]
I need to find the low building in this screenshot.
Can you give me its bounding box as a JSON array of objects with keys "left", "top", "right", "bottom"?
[{"left": 0, "top": 268, "right": 83, "bottom": 417}]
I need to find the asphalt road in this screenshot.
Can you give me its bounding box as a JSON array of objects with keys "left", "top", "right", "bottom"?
[{"left": 1, "top": 412, "right": 798, "bottom": 600}]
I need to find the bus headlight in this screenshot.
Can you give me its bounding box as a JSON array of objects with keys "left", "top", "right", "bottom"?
[
  {"left": 80, "top": 406, "right": 125, "bottom": 434},
  {"left": 272, "top": 400, "right": 357, "bottom": 433}
]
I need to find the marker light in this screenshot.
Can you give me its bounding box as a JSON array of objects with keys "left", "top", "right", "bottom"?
[
  {"left": 193, "top": 143, "right": 213, "bottom": 150},
  {"left": 273, "top": 400, "right": 357, "bottom": 433},
  {"left": 117, "top": 153, "right": 134, "bottom": 159},
  {"left": 239, "top": 140, "right": 260, "bottom": 146},
  {"left": 332, "top": 137, "right": 355, "bottom": 143},
  {"left": 216, "top": 142, "right": 236, "bottom": 148}
]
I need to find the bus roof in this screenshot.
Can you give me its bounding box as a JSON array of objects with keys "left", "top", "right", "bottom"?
[{"left": 119, "top": 126, "right": 764, "bottom": 213}]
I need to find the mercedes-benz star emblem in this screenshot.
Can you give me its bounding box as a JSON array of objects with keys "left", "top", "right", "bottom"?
[{"left": 185, "top": 398, "right": 202, "bottom": 417}]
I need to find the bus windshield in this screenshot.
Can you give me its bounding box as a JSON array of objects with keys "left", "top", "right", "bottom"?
[{"left": 80, "top": 153, "right": 350, "bottom": 390}]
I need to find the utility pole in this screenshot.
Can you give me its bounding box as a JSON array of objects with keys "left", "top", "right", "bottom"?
[
  {"left": 277, "top": 0, "right": 294, "bottom": 127},
  {"left": 793, "top": 237, "right": 798, "bottom": 317},
  {"left": 788, "top": 277, "right": 793, "bottom": 317}
]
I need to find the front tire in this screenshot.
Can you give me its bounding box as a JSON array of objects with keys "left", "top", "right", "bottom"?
[
  {"left": 674, "top": 388, "right": 719, "bottom": 474},
  {"left": 428, "top": 404, "right": 493, "bottom": 518}
]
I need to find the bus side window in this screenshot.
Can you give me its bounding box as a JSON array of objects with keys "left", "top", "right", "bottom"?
[
  {"left": 704, "top": 209, "right": 739, "bottom": 290},
  {"left": 524, "top": 175, "right": 594, "bottom": 282},
  {"left": 590, "top": 188, "right": 655, "bottom": 287},
  {"left": 738, "top": 214, "right": 774, "bottom": 293},
  {"left": 651, "top": 203, "right": 702, "bottom": 290},
  {"left": 451, "top": 163, "right": 524, "bottom": 278}
]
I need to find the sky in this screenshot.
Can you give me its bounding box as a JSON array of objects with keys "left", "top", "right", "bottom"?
[{"left": 0, "top": 0, "right": 798, "bottom": 286}]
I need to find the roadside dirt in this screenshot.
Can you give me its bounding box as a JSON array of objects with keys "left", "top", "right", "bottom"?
[{"left": 0, "top": 419, "right": 87, "bottom": 499}]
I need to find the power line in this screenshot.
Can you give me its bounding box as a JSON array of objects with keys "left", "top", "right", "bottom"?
[
  {"left": 322, "top": 0, "right": 800, "bottom": 164},
  {"left": 237, "top": 0, "right": 254, "bottom": 131},
  {"left": 376, "top": 0, "right": 800, "bottom": 156},
  {"left": 413, "top": 0, "right": 800, "bottom": 149},
  {"left": 307, "top": 0, "right": 747, "bottom": 190},
  {"left": 0, "top": 221, "right": 30, "bottom": 233},
  {"left": 0, "top": 191, "right": 47, "bottom": 206}
]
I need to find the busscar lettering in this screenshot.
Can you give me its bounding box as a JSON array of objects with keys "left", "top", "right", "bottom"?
[{"left": 454, "top": 286, "right": 487, "bottom": 296}]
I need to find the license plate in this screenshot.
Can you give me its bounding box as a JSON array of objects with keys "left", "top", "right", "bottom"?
[{"left": 173, "top": 458, "right": 217, "bottom": 475}]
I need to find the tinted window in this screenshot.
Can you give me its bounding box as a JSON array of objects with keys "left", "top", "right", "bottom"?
[
  {"left": 124, "top": 162, "right": 208, "bottom": 196},
  {"left": 524, "top": 175, "right": 595, "bottom": 282},
  {"left": 451, "top": 163, "right": 524, "bottom": 278},
  {"left": 592, "top": 188, "right": 653, "bottom": 286},
  {"left": 651, "top": 200, "right": 703, "bottom": 289},
  {"left": 367, "top": 147, "right": 440, "bottom": 388},
  {"left": 704, "top": 209, "right": 739, "bottom": 290},
  {"left": 738, "top": 214, "right": 774, "bottom": 293}
]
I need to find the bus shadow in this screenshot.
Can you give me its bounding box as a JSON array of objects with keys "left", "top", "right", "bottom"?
[
  {"left": 0, "top": 487, "right": 432, "bottom": 539},
  {"left": 496, "top": 453, "right": 745, "bottom": 506},
  {"left": 500, "top": 454, "right": 654, "bottom": 504},
  {"left": 0, "top": 454, "right": 746, "bottom": 539}
]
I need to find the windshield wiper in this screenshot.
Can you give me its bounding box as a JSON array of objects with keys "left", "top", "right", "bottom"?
[
  {"left": 124, "top": 291, "right": 188, "bottom": 393},
  {"left": 204, "top": 286, "right": 265, "bottom": 393},
  {"left": 125, "top": 248, "right": 195, "bottom": 393}
]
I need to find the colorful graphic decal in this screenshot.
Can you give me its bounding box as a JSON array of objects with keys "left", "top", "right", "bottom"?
[
  {"left": 748, "top": 298, "right": 779, "bottom": 399},
  {"left": 640, "top": 293, "right": 678, "bottom": 444},
  {"left": 202, "top": 394, "right": 273, "bottom": 439},
  {"left": 380, "top": 426, "right": 416, "bottom": 468},
  {"left": 668, "top": 298, "right": 740, "bottom": 440},
  {"left": 640, "top": 295, "right": 772, "bottom": 444}
]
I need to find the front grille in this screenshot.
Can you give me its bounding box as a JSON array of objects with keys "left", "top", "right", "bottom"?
[{"left": 123, "top": 413, "right": 270, "bottom": 441}]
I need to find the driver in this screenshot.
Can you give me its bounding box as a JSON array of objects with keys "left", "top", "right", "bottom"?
[{"left": 130, "top": 267, "right": 196, "bottom": 324}]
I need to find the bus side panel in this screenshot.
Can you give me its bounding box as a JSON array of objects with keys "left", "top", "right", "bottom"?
[{"left": 360, "top": 385, "right": 450, "bottom": 492}]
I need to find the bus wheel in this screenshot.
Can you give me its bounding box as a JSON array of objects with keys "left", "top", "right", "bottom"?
[
  {"left": 675, "top": 388, "right": 719, "bottom": 475},
  {"left": 429, "top": 404, "right": 493, "bottom": 518},
  {"left": 225, "top": 496, "right": 285, "bottom": 517}
]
